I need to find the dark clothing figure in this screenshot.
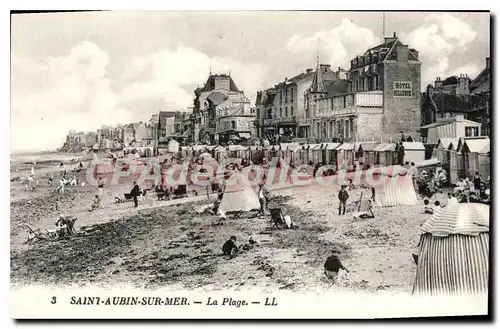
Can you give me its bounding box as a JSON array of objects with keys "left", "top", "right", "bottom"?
[
  {"left": 338, "top": 188, "right": 349, "bottom": 215},
  {"left": 473, "top": 176, "right": 482, "bottom": 191},
  {"left": 324, "top": 253, "right": 349, "bottom": 284},
  {"left": 222, "top": 237, "right": 238, "bottom": 259},
  {"left": 132, "top": 184, "right": 141, "bottom": 207},
  {"left": 324, "top": 255, "right": 347, "bottom": 273}
]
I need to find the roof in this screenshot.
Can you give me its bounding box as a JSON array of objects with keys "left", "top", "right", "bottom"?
[
  {"left": 374, "top": 143, "right": 396, "bottom": 152},
  {"left": 420, "top": 203, "right": 489, "bottom": 237},
  {"left": 322, "top": 142, "right": 340, "bottom": 150},
  {"left": 437, "top": 138, "right": 460, "bottom": 150},
  {"left": 469, "top": 63, "right": 490, "bottom": 92},
  {"left": 420, "top": 117, "right": 482, "bottom": 129},
  {"left": 415, "top": 158, "right": 440, "bottom": 168},
  {"left": 336, "top": 143, "right": 357, "bottom": 151},
  {"left": 373, "top": 165, "right": 408, "bottom": 177},
  {"left": 358, "top": 142, "right": 380, "bottom": 151},
  {"left": 461, "top": 138, "right": 490, "bottom": 153},
  {"left": 373, "top": 143, "right": 390, "bottom": 151},
  {"left": 207, "top": 91, "right": 228, "bottom": 106},
  {"left": 201, "top": 74, "right": 240, "bottom": 92},
  {"left": 402, "top": 142, "right": 425, "bottom": 150},
  {"left": 325, "top": 80, "right": 349, "bottom": 97},
  {"left": 308, "top": 143, "right": 322, "bottom": 150}
]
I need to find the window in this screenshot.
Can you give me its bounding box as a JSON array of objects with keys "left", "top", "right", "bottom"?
[
  {"left": 285, "top": 89, "right": 288, "bottom": 102},
  {"left": 285, "top": 107, "right": 288, "bottom": 117},
  {"left": 465, "top": 127, "right": 479, "bottom": 137},
  {"left": 291, "top": 88, "right": 294, "bottom": 101},
  {"left": 280, "top": 108, "right": 282, "bottom": 118},
  {"left": 267, "top": 109, "right": 272, "bottom": 119},
  {"left": 231, "top": 121, "right": 236, "bottom": 129},
  {"left": 291, "top": 106, "right": 294, "bottom": 116}
]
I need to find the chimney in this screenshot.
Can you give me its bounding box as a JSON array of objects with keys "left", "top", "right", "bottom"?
[
  {"left": 384, "top": 32, "right": 398, "bottom": 44},
  {"left": 486, "top": 57, "right": 490, "bottom": 69},
  {"left": 320, "top": 64, "right": 331, "bottom": 73},
  {"left": 306, "top": 68, "right": 313, "bottom": 73},
  {"left": 435, "top": 77, "right": 442, "bottom": 89}
]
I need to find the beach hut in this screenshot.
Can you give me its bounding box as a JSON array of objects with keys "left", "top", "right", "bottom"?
[
  {"left": 335, "top": 143, "right": 357, "bottom": 169},
  {"left": 402, "top": 142, "right": 426, "bottom": 164},
  {"left": 373, "top": 165, "right": 418, "bottom": 207},
  {"left": 433, "top": 138, "right": 459, "bottom": 164},
  {"left": 322, "top": 143, "right": 340, "bottom": 165},
  {"left": 374, "top": 143, "right": 397, "bottom": 166},
  {"left": 449, "top": 140, "right": 465, "bottom": 185},
  {"left": 286, "top": 143, "right": 303, "bottom": 166},
  {"left": 309, "top": 144, "right": 323, "bottom": 165},
  {"left": 357, "top": 142, "right": 379, "bottom": 167},
  {"left": 459, "top": 138, "right": 490, "bottom": 178},
  {"left": 413, "top": 203, "right": 489, "bottom": 296}
]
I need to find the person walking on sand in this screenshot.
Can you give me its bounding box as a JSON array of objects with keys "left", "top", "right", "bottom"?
[
  {"left": 338, "top": 184, "right": 349, "bottom": 216},
  {"left": 324, "top": 249, "right": 350, "bottom": 285},
  {"left": 97, "top": 176, "right": 105, "bottom": 197},
  {"left": 131, "top": 181, "right": 141, "bottom": 208}
]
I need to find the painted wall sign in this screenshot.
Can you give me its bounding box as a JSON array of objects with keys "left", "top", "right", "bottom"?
[{"left": 393, "top": 81, "right": 413, "bottom": 98}]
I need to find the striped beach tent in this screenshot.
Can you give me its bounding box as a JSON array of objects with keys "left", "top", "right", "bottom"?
[
  {"left": 219, "top": 171, "right": 260, "bottom": 213},
  {"left": 374, "top": 165, "right": 418, "bottom": 207},
  {"left": 413, "top": 203, "right": 490, "bottom": 296}
]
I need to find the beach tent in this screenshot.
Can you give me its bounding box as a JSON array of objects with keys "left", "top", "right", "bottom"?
[
  {"left": 357, "top": 142, "right": 379, "bottom": 166},
  {"left": 336, "top": 143, "right": 358, "bottom": 168},
  {"left": 459, "top": 138, "right": 490, "bottom": 178},
  {"left": 218, "top": 171, "right": 260, "bottom": 213},
  {"left": 402, "top": 142, "right": 426, "bottom": 164},
  {"left": 322, "top": 143, "right": 340, "bottom": 165},
  {"left": 433, "top": 138, "right": 459, "bottom": 164},
  {"left": 374, "top": 165, "right": 418, "bottom": 207},
  {"left": 310, "top": 144, "right": 323, "bottom": 164},
  {"left": 413, "top": 203, "right": 489, "bottom": 296}
]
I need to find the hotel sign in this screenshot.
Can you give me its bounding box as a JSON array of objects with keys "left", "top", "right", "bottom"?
[{"left": 393, "top": 81, "right": 412, "bottom": 98}]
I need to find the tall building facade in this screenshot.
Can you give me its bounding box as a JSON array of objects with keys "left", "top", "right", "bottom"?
[
  {"left": 310, "top": 32, "right": 422, "bottom": 142},
  {"left": 192, "top": 74, "right": 254, "bottom": 144}
]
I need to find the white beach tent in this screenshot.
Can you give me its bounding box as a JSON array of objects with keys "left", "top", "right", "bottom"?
[
  {"left": 218, "top": 171, "right": 260, "bottom": 213},
  {"left": 375, "top": 165, "right": 418, "bottom": 207},
  {"left": 413, "top": 203, "right": 489, "bottom": 296},
  {"left": 402, "top": 142, "right": 426, "bottom": 164}
]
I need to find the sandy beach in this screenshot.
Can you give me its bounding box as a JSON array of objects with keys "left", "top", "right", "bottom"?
[{"left": 10, "top": 152, "right": 450, "bottom": 293}]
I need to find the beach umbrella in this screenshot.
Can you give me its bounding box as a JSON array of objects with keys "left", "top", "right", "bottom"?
[{"left": 413, "top": 203, "right": 489, "bottom": 296}]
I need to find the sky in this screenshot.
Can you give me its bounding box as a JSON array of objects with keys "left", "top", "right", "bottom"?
[{"left": 11, "top": 11, "right": 490, "bottom": 152}]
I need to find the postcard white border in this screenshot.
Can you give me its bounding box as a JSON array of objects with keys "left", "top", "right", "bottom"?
[{"left": 4, "top": 0, "right": 497, "bottom": 326}]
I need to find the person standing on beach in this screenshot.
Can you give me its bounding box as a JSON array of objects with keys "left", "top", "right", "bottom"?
[
  {"left": 97, "top": 176, "right": 105, "bottom": 197},
  {"left": 132, "top": 181, "right": 141, "bottom": 208},
  {"left": 338, "top": 184, "right": 349, "bottom": 215}
]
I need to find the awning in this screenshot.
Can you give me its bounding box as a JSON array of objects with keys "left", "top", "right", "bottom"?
[
  {"left": 322, "top": 142, "right": 340, "bottom": 150},
  {"left": 336, "top": 143, "right": 356, "bottom": 151},
  {"left": 402, "top": 142, "right": 425, "bottom": 151},
  {"left": 358, "top": 142, "right": 380, "bottom": 151}
]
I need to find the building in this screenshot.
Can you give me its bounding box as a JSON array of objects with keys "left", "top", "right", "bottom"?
[
  {"left": 421, "top": 57, "right": 490, "bottom": 137},
  {"left": 419, "top": 115, "right": 482, "bottom": 145},
  {"left": 255, "top": 64, "right": 337, "bottom": 143},
  {"left": 310, "top": 32, "right": 421, "bottom": 143},
  {"left": 468, "top": 57, "right": 491, "bottom": 136},
  {"left": 157, "top": 111, "right": 177, "bottom": 138},
  {"left": 192, "top": 73, "right": 254, "bottom": 144}
]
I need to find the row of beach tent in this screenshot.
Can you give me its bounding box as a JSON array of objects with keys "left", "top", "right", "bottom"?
[
  {"left": 179, "top": 142, "right": 427, "bottom": 169},
  {"left": 432, "top": 137, "right": 490, "bottom": 184}
]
